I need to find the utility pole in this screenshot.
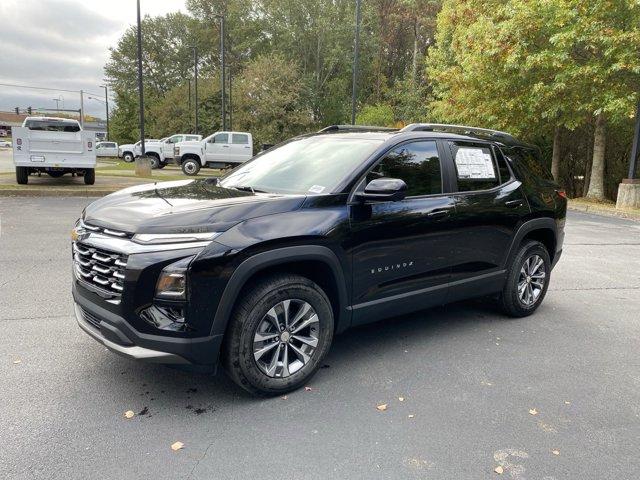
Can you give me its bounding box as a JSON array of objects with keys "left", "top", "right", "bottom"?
[
  {"left": 627, "top": 101, "right": 640, "bottom": 180},
  {"left": 188, "top": 79, "right": 191, "bottom": 131},
  {"left": 53, "top": 98, "right": 60, "bottom": 111},
  {"left": 215, "top": 14, "right": 227, "bottom": 131},
  {"left": 228, "top": 67, "right": 233, "bottom": 130},
  {"left": 351, "top": 0, "right": 362, "bottom": 125},
  {"left": 194, "top": 47, "right": 199, "bottom": 135},
  {"left": 79, "top": 89, "right": 85, "bottom": 127},
  {"left": 616, "top": 99, "right": 640, "bottom": 209},
  {"left": 136, "top": 0, "right": 146, "bottom": 156},
  {"left": 101, "top": 85, "right": 109, "bottom": 141}
]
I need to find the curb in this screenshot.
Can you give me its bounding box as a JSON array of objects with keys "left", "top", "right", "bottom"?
[
  {"left": 0, "top": 188, "right": 115, "bottom": 197},
  {"left": 568, "top": 203, "right": 640, "bottom": 221}
]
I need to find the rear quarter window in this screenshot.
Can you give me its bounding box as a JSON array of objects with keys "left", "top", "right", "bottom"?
[{"left": 505, "top": 147, "right": 554, "bottom": 184}]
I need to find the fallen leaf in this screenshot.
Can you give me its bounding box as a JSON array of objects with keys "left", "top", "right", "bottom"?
[
  {"left": 376, "top": 404, "right": 388, "bottom": 411},
  {"left": 304, "top": 386, "right": 312, "bottom": 392},
  {"left": 564, "top": 401, "right": 571, "bottom": 405},
  {"left": 552, "top": 450, "right": 560, "bottom": 456},
  {"left": 13, "top": 359, "right": 21, "bottom": 364},
  {"left": 408, "top": 414, "right": 415, "bottom": 418},
  {"left": 494, "top": 465, "right": 504, "bottom": 474},
  {"left": 398, "top": 397, "right": 405, "bottom": 402},
  {"left": 123, "top": 410, "right": 135, "bottom": 419},
  {"left": 529, "top": 408, "right": 538, "bottom": 415},
  {"left": 281, "top": 395, "right": 288, "bottom": 400},
  {"left": 171, "top": 441, "right": 184, "bottom": 451}
]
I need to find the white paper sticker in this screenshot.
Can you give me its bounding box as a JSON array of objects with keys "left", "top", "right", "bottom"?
[
  {"left": 455, "top": 147, "right": 496, "bottom": 179},
  {"left": 308, "top": 185, "right": 325, "bottom": 194}
]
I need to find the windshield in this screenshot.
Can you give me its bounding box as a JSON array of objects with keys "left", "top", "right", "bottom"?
[{"left": 219, "top": 135, "right": 383, "bottom": 195}]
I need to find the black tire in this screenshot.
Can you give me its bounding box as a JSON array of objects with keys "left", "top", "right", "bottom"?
[
  {"left": 148, "top": 155, "right": 160, "bottom": 169},
  {"left": 47, "top": 171, "right": 65, "bottom": 178},
  {"left": 84, "top": 168, "right": 95, "bottom": 185},
  {"left": 123, "top": 152, "right": 134, "bottom": 163},
  {"left": 223, "top": 274, "right": 334, "bottom": 396},
  {"left": 157, "top": 161, "right": 167, "bottom": 169},
  {"left": 181, "top": 158, "right": 200, "bottom": 176},
  {"left": 499, "top": 240, "right": 551, "bottom": 317},
  {"left": 16, "top": 166, "right": 28, "bottom": 185}
]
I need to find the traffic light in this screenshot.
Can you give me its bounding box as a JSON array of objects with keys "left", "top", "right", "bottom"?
[
  {"left": 14, "top": 107, "right": 19, "bottom": 115},
  {"left": 27, "top": 106, "right": 32, "bottom": 115}
]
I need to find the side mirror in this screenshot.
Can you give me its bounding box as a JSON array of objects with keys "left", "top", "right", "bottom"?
[{"left": 355, "top": 178, "right": 407, "bottom": 203}]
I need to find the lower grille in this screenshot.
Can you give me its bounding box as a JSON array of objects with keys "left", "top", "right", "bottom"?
[
  {"left": 80, "top": 306, "right": 102, "bottom": 329},
  {"left": 73, "top": 242, "right": 128, "bottom": 297}
]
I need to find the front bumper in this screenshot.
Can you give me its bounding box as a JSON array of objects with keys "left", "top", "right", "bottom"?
[{"left": 73, "top": 283, "right": 224, "bottom": 366}]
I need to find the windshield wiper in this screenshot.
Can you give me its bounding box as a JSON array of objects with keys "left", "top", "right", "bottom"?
[{"left": 228, "top": 185, "right": 268, "bottom": 194}]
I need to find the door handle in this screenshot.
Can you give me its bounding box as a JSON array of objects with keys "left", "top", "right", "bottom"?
[
  {"left": 505, "top": 199, "right": 524, "bottom": 208},
  {"left": 427, "top": 209, "right": 448, "bottom": 218},
  {"left": 222, "top": 145, "right": 230, "bottom": 148}
]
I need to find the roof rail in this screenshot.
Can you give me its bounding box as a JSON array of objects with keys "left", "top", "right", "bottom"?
[
  {"left": 400, "top": 123, "right": 515, "bottom": 140},
  {"left": 318, "top": 124, "right": 398, "bottom": 133}
]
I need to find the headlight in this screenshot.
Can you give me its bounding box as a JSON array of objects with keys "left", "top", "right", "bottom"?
[
  {"left": 155, "top": 256, "right": 193, "bottom": 300},
  {"left": 132, "top": 232, "right": 221, "bottom": 245}
]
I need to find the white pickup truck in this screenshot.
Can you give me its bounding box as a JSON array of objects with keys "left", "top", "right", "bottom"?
[
  {"left": 174, "top": 131, "right": 253, "bottom": 175},
  {"left": 141, "top": 133, "right": 202, "bottom": 169},
  {"left": 12, "top": 117, "right": 96, "bottom": 185}
]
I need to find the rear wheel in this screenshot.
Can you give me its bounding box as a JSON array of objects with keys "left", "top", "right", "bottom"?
[
  {"left": 16, "top": 166, "right": 28, "bottom": 185},
  {"left": 499, "top": 240, "right": 550, "bottom": 317},
  {"left": 181, "top": 158, "right": 200, "bottom": 176},
  {"left": 148, "top": 155, "right": 160, "bottom": 169},
  {"left": 83, "top": 168, "right": 95, "bottom": 185},
  {"left": 223, "top": 274, "right": 334, "bottom": 396}
]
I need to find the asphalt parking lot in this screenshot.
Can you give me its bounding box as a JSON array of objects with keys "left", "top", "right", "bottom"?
[{"left": 1, "top": 197, "right": 639, "bottom": 480}]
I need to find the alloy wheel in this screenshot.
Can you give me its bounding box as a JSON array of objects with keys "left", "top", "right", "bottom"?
[
  {"left": 252, "top": 299, "right": 320, "bottom": 378},
  {"left": 517, "top": 254, "right": 546, "bottom": 307}
]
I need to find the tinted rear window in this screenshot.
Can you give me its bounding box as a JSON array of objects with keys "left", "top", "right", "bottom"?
[
  {"left": 504, "top": 147, "right": 554, "bottom": 183},
  {"left": 25, "top": 120, "right": 80, "bottom": 132}
]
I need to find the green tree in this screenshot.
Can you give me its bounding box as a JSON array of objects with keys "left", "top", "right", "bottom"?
[
  {"left": 234, "top": 54, "right": 315, "bottom": 145},
  {"left": 356, "top": 103, "right": 395, "bottom": 126}
]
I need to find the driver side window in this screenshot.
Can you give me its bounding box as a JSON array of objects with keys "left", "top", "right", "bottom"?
[{"left": 367, "top": 141, "right": 442, "bottom": 197}]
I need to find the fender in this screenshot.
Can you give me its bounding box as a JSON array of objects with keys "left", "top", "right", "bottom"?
[
  {"left": 210, "top": 245, "right": 350, "bottom": 337},
  {"left": 502, "top": 217, "right": 557, "bottom": 268}
]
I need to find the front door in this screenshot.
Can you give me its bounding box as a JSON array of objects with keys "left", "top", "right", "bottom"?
[
  {"left": 444, "top": 140, "right": 530, "bottom": 301},
  {"left": 205, "top": 132, "right": 231, "bottom": 163},
  {"left": 349, "top": 140, "right": 457, "bottom": 326}
]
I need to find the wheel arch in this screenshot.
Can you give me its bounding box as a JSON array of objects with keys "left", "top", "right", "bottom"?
[
  {"left": 181, "top": 153, "right": 201, "bottom": 165},
  {"left": 210, "top": 246, "right": 350, "bottom": 339},
  {"left": 503, "top": 218, "right": 557, "bottom": 268}
]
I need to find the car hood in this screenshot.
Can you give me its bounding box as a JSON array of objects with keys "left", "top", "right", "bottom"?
[{"left": 83, "top": 179, "right": 306, "bottom": 234}]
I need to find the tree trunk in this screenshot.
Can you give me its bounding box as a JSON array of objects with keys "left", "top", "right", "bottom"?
[
  {"left": 551, "top": 126, "right": 561, "bottom": 181},
  {"left": 586, "top": 113, "right": 606, "bottom": 200}
]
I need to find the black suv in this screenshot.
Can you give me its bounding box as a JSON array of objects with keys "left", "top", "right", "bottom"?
[{"left": 72, "top": 124, "right": 566, "bottom": 395}]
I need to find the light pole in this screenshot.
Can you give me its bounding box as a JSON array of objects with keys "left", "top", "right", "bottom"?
[
  {"left": 101, "top": 85, "right": 109, "bottom": 141},
  {"left": 52, "top": 98, "right": 60, "bottom": 112},
  {"left": 616, "top": 100, "right": 640, "bottom": 209},
  {"left": 351, "top": 0, "right": 362, "bottom": 125},
  {"left": 136, "top": 0, "right": 146, "bottom": 157},
  {"left": 194, "top": 47, "right": 199, "bottom": 134},
  {"left": 214, "top": 13, "right": 226, "bottom": 131}
]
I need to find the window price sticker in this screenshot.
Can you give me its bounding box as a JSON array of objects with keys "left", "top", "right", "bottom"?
[{"left": 455, "top": 148, "right": 496, "bottom": 179}]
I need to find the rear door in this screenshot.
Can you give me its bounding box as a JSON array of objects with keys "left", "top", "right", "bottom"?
[
  {"left": 205, "top": 132, "right": 230, "bottom": 162},
  {"left": 231, "top": 133, "right": 252, "bottom": 163},
  {"left": 444, "top": 140, "right": 530, "bottom": 300},
  {"left": 349, "top": 140, "right": 457, "bottom": 325}
]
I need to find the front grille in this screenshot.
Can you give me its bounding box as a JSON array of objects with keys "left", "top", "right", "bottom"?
[
  {"left": 73, "top": 242, "right": 128, "bottom": 297},
  {"left": 82, "top": 221, "right": 131, "bottom": 239},
  {"left": 80, "top": 306, "right": 102, "bottom": 329}
]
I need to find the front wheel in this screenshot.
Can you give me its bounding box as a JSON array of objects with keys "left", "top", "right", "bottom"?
[
  {"left": 123, "top": 152, "right": 134, "bottom": 163},
  {"left": 223, "top": 274, "right": 334, "bottom": 396},
  {"left": 149, "top": 156, "right": 160, "bottom": 169},
  {"left": 499, "top": 240, "right": 550, "bottom": 317},
  {"left": 181, "top": 158, "right": 200, "bottom": 176}
]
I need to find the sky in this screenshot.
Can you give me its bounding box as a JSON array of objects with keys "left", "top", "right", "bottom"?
[{"left": 0, "top": 0, "right": 187, "bottom": 118}]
